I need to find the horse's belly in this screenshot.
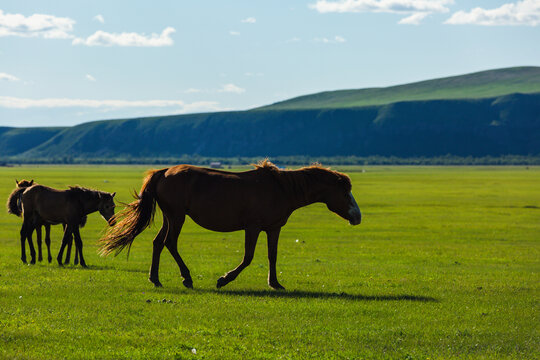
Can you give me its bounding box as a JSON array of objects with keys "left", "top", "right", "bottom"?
[{"left": 187, "top": 210, "right": 245, "bottom": 232}]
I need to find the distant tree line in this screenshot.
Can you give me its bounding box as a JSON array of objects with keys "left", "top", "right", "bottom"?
[{"left": 3, "top": 155, "right": 540, "bottom": 166}]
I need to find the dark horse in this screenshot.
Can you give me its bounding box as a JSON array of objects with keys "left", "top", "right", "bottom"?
[
  {"left": 16, "top": 185, "right": 116, "bottom": 267},
  {"left": 100, "top": 160, "right": 361, "bottom": 289},
  {"left": 7, "top": 179, "right": 82, "bottom": 264}
]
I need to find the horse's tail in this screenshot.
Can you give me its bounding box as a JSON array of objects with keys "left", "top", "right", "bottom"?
[
  {"left": 99, "top": 169, "right": 166, "bottom": 257},
  {"left": 6, "top": 187, "right": 25, "bottom": 217}
]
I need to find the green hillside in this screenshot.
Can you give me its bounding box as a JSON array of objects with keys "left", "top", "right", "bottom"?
[{"left": 259, "top": 66, "right": 540, "bottom": 110}]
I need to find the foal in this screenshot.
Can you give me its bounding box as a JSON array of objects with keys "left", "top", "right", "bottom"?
[
  {"left": 7, "top": 180, "right": 82, "bottom": 264},
  {"left": 20, "top": 185, "right": 116, "bottom": 267}
]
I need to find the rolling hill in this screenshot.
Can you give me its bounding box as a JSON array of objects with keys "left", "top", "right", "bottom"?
[
  {"left": 258, "top": 66, "right": 540, "bottom": 110},
  {"left": 1, "top": 67, "right": 539, "bottom": 161}
]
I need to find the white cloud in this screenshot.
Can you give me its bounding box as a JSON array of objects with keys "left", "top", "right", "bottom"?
[
  {"left": 218, "top": 84, "right": 245, "bottom": 94},
  {"left": 241, "top": 17, "right": 257, "bottom": 23},
  {"left": 184, "top": 88, "right": 202, "bottom": 93},
  {"left": 73, "top": 27, "right": 176, "bottom": 47},
  {"left": 285, "top": 37, "right": 301, "bottom": 43},
  {"left": 0, "top": 72, "right": 20, "bottom": 81},
  {"left": 399, "top": 12, "right": 429, "bottom": 25},
  {"left": 0, "top": 96, "right": 215, "bottom": 109},
  {"left": 314, "top": 35, "right": 346, "bottom": 43},
  {"left": 229, "top": 30, "right": 240, "bottom": 36},
  {"left": 93, "top": 14, "right": 105, "bottom": 24},
  {"left": 310, "top": 0, "right": 453, "bottom": 13},
  {"left": 85, "top": 74, "right": 96, "bottom": 82},
  {"left": 445, "top": 0, "right": 540, "bottom": 26},
  {"left": 244, "top": 72, "right": 264, "bottom": 77},
  {"left": 0, "top": 9, "right": 75, "bottom": 39},
  {"left": 309, "top": 0, "right": 453, "bottom": 24}
]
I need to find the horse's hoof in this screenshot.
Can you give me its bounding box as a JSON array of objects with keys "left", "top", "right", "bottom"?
[
  {"left": 269, "top": 282, "right": 285, "bottom": 290},
  {"left": 80, "top": 263, "right": 88, "bottom": 268},
  {"left": 21, "top": 259, "right": 27, "bottom": 264},
  {"left": 216, "top": 276, "right": 228, "bottom": 289},
  {"left": 182, "top": 278, "right": 193, "bottom": 289},
  {"left": 38, "top": 257, "right": 43, "bottom": 262},
  {"left": 30, "top": 259, "right": 36, "bottom": 265},
  {"left": 48, "top": 258, "right": 52, "bottom": 263},
  {"left": 149, "top": 278, "right": 163, "bottom": 287}
]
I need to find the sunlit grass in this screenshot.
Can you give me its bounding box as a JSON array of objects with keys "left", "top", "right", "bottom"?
[{"left": 0, "top": 165, "right": 538, "bottom": 359}]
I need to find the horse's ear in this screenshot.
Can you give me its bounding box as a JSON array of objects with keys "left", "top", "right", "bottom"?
[
  {"left": 111, "top": 192, "right": 116, "bottom": 198},
  {"left": 29, "top": 180, "right": 34, "bottom": 186},
  {"left": 15, "top": 179, "right": 19, "bottom": 185}
]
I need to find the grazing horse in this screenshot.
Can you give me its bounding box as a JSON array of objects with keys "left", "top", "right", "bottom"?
[
  {"left": 7, "top": 180, "right": 82, "bottom": 264},
  {"left": 100, "top": 160, "right": 361, "bottom": 289},
  {"left": 19, "top": 185, "right": 116, "bottom": 267}
]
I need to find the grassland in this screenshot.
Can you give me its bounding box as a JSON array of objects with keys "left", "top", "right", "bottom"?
[{"left": 0, "top": 165, "right": 538, "bottom": 359}]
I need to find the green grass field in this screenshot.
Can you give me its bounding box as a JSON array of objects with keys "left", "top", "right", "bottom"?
[{"left": 0, "top": 165, "right": 538, "bottom": 359}]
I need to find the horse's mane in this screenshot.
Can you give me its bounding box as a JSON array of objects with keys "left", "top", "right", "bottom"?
[
  {"left": 67, "top": 186, "right": 107, "bottom": 199},
  {"left": 252, "top": 159, "right": 352, "bottom": 200}
]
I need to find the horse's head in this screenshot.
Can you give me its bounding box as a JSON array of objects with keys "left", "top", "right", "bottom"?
[
  {"left": 16, "top": 179, "right": 34, "bottom": 188},
  {"left": 319, "top": 170, "right": 361, "bottom": 226},
  {"left": 98, "top": 192, "right": 116, "bottom": 226}
]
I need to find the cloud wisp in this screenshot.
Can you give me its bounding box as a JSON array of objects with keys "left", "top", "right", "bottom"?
[
  {"left": 93, "top": 14, "right": 105, "bottom": 23},
  {"left": 218, "top": 84, "right": 246, "bottom": 94},
  {"left": 445, "top": 0, "right": 540, "bottom": 26},
  {"left": 0, "top": 96, "right": 221, "bottom": 112},
  {"left": 309, "top": 0, "right": 454, "bottom": 24},
  {"left": 0, "top": 72, "right": 20, "bottom": 81},
  {"left": 0, "top": 9, "right": 75, "bottom": 39},
  {"left": 314, "top": 35, "right": 346, "bottom": 43},
  {"left": 241, "top": 17, "right": 256, "bottom": 23},
  {"left": 73, "top": 27, "right": 176, "bottom": 47},
  {"left": 85, "top": 74, "right": 96, "bottom": 82}
]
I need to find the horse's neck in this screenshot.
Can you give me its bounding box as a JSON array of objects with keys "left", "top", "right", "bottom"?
[
  {"left": 80, "top": 193, "right": 100, "bottom": 215},
  {"left": 284, "top": 170, "right": 327, "bottom": 211}
]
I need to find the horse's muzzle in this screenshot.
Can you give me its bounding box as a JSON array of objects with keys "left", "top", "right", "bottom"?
[{"left": 349, "top": 211, "right": 361, "bottom": 226}]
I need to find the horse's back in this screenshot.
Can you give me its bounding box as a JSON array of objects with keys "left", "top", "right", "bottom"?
[
  {"left": 156, "top": 165, "right": 289, "bottom": 231},
  {"left": 21, "top": 185, "right": 73, "bottom": 222}
]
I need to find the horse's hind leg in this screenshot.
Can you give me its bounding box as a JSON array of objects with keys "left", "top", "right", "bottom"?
[
  {"left": 36, "top": 224, "right": 43, "bottom": 262},
  {"left": 164, "top": 215, "right": 192, "bottom": 289},
  {"left": 26, "top": 226, "right": 36, "bottom": 265},
  {"left": 19, "top": 222, "right": 28, "bottom": 264},
  {"left": 217, "top": 228, "right": 260, "bottom": 288},
  {"left": 149, "top": 218, "right": 168, "bottom": 287},
  {"left": 44, "top": 224, "right": 52, "bottom": 263}
]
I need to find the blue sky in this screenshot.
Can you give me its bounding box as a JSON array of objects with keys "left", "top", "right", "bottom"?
[{"left": 1, "top": 0, "right": 539, "bottom": 127}]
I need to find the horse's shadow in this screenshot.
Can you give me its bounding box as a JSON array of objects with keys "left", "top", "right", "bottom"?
[
  {"left": 56, "top": 264, "right": 147, "bottom": 274},
  {"left": 160, "top": 287, "right": 438, "bottom": 302}
]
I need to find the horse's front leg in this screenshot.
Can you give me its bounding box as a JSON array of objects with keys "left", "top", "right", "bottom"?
[
  {"left": 217, "top": 228, "right": 260, "bottom": 288},
  {"left": 266, "top": 228, "right": 285, "bottom": 290},
  {"left": 57, "top": 225, "right": 74, "bottom": 266},
  {"left": 72, "top": 227, "right": 86, "bottom": 268}
]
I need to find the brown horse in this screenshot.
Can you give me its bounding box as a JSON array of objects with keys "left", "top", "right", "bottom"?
[
  {"left": 7, "top": 179, "right": 82, "bottom": 264},
  {"left": 19, "top": 185, "right": 116, "bottom": 267},
  {"left": 100, "top": 160, "right": 361, "bottom": 289}
]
